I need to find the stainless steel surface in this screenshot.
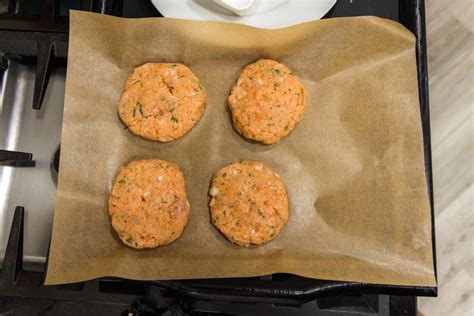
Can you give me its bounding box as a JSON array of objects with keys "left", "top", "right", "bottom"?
[{"left": 0, "top": 61, "right": 65, "bottom": 271}]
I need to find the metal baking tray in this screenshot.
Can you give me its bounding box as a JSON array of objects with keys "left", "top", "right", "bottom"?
[
  {"left": 115, "top": 0, "right": 438, "bottom": 303},
  {"left": 0, "top": 0, "right": 436, "bottom": 307}
]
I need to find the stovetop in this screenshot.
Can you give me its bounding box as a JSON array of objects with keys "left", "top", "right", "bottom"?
[
  {"left": 0, "top": 62, "right": 65, "bottom": 271},
  {"left": 0, "top": 0, "right": 433, "bottom": 315}
]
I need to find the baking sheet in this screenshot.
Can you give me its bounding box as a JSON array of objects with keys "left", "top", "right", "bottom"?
[{"left": 45, "top": 11, "right": 436, "bottom": 287}]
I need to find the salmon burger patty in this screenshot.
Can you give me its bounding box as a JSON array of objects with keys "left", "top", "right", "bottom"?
[
  {"left": 119, "top": 63, "right": 207, "bottom": 141},
  {"left": 108, "top": 159, "right": 190, "bottom": 249},
  {"left": 228, "top": 59, "right": 306, "bottom": 144},
  {"left": 209, "top": 160, "right": 289, "bottom": 247}
]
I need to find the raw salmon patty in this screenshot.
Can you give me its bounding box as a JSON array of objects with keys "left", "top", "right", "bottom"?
[
  {"left": 228, "top": 59, "right": 306, "bottom": 144},
  {"left": 209, "top": 160, "right": 289, "bottom": 247},
  {"left": 119, "top": 63, "right": 207, "bottom": 141},
  {"left": 108, "top": 159, "right": 190, "bottom": 249}
]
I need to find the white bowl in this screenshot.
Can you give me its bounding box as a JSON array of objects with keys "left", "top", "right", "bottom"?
[{"left": 151, "top": 0, "right": 337, "bottom": 29}]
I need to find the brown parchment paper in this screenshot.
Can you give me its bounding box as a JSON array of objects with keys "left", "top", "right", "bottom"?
[{"left": 45, "top": 11, "right": 436, "bottom": 287}]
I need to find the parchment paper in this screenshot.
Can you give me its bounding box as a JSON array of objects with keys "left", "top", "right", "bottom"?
[{"left": 45, "top": 11, "right": 436, "bottom": 287}]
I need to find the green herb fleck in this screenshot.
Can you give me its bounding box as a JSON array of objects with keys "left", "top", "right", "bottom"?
[
  {"left": 160, "top": 96, "right": 167, "bottom": 101},
  {"left": 136, "top": 101, "right": 144, "bottom": 117},
  {"left": 258, "top": 209, "right": 265, "bottom": 218},
  {"left": 168, "top": 104, "right": 175, "bottom": 112},
  {"left": 268, "top": 225, "right": 275, "bottom": 229},
  {"left": 132, "top": 106, "right": 136, "bottom": 118},
  {"left": 126, "top": 237, "right": 136, "bottom": 246},
  {"left": 274, "top": 82, "right": 280, "bottom": 89},
  {"left": 271, "top": 68, "right": 280, "bottom": 75},
  {"left": 171, "top": 64, "right": 177, "bottom": 68},
  {"left": 236, "top": 219, "right": 241, "bottom": 226},
  {"left": 223, "top": 172, "right": 227, "bottom": 177},
  {"left": 171, "top": 115, "right": 178, "bottom": 123},
  {"left": 118, "top": 179, "right": 126, "bottom": 184},
  {"left": 284, "top": 125, "right": 288, "bottom": 131},
  {"left": 211, "top": 218, "right": 217, "bottom": 225},
  {"left": 248, "top": 76, "right": 254, "bottom": 80},
  {"left": 194, "top": 84, "right": 203, "bottom": 92}
]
